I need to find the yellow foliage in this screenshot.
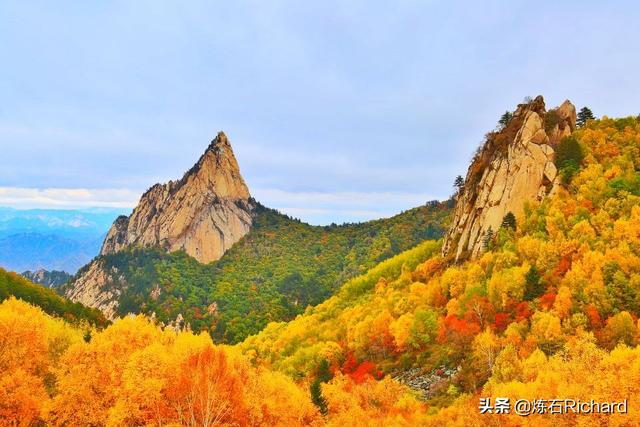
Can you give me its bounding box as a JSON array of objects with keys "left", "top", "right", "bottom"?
[{"left": 487, "top": 266, "right": 527, "bottom": 309}]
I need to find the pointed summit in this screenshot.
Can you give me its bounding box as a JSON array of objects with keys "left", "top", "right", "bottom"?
[
  {"left": 98, "top": 132, "right": 254, "bottom": 264},
  {"left": 179, "top": 131, "right": 250, "bottom": 200}
]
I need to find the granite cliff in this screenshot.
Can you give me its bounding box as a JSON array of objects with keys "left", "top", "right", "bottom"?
[
  {"left": 100, "top": 131, "right": 254, "bottom": 263},
  {"left": 442, "top": 96, "right": 576, "bottom": 261}
]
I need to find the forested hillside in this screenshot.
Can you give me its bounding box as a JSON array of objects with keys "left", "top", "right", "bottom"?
[
  {"left": 0, "top": 268, "right": 107, "bottom": 327},
  {"left": 70, "top": 201, "right": 452, "bottom": 343},
  {"left": 240, "top": 116, "right": 640, "bottom": 424},
  {"left": 5, "top": 116, "right": 640, "bottom": 426}
]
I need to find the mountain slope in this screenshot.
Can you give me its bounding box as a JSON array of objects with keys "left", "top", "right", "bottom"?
[
  {"left": 239, "top": 106, "right": 640, "bottom": 422},
  {"left": 0, "top": 267, "right": 107, "bottom": 326},
  {"left": 66, "top": 201, "right": 452, "bottom": 342},
  {"left": 65, "top": 131, "right": 453, "bottom": 341}
]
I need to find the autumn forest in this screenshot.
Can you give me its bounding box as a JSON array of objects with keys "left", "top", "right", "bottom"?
[{"left": 3, "top": 98, "right": 640, "bottom": 427}]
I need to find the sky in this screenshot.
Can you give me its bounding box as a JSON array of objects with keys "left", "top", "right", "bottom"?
[{"left": 1, "top": 1, "right": 639, "bottom": 225}]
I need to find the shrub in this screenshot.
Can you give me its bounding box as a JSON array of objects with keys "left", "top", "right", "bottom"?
[{"left": 544, "top": 110, "right": 560, "bottom": 133}]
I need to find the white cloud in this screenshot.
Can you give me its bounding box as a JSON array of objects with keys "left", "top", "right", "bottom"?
[
  {"left": 0, "top": 187, "right": 141, "bottom": 209},
  {"left": 0, "top": 186, "right": 440, "bottom": 225}
]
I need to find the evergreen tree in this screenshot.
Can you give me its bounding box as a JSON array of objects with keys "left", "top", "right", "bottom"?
[
  {"left": 555, "top": 136, "right": 584, "bottom": 184},
  {"left": 310, "top": 380, "right": 328, "bottom": 415},
  {"left": 498, "top": 111, "right": 513, "bottom": 127},
  {"left": 454, "top": 175, "right": 465, "bottom": 191},
  {"left": 483, "top": 227, "right": 494, "bottom": 249},
  {"left": 501, "top": 212, "right": 516, "bottom": 231},
  {"left": 577, "top": 107, "right": 595, "bottom": 127},
  {"left": 316, "top": 359, "right": 333, "bottom": 383},
  {"left": 310, "top": 359, "right": 332, "bottom": 415},
  {"left": 524, "top": 266, "right": 543, "bottom": 301}
]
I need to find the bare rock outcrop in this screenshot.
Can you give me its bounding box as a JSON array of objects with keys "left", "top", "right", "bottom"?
[
  {"left": 64, "top": 260, "right": 122, "bottom": 319},
  {"left": 100, "top": 131, "right": 254, "bottom": 264},
  {"left": 442, "top": 96, "right": 576, "bottom": 261}
]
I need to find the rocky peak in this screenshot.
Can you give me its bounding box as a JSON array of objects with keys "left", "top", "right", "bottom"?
[
  {"left": 442, "top": 96, "right": 576, "bottom": 262},
  {"left": 176, "top": 131, "right": 250, "bottom": 200},
  {"left": 99, "top": 132, "right": 254, "bottom": 264}
]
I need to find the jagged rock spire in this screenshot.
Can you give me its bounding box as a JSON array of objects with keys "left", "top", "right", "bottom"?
[
  {"left": 98, "top": 132, "right": 254, "bottom": 264},
  {"left": 442, "top": 96, "right": 576, "bottom": 261}
]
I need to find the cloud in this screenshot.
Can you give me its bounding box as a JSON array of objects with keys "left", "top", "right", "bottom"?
[
  {"left": 0, "top": 187, "right": 140, "bottom": 209},
  {"left": 0, "top": 186, "right": 441, "bottom": 225}
]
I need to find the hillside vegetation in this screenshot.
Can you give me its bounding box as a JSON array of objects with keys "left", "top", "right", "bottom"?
[
  {"left": 240, "top": 116, "right": 640, "bottom": 425},
  {"left": 76, "top": 201, "right": 452, "bottom": 343},
  {"left": 0, "top": 268, "right": 107, "bottom": 327},
  {"left": 5, "top": 116, "right": 640, "bottom": 426}
]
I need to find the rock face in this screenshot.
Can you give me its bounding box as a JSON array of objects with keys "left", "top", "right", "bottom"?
[
  {"left": 442, "top": 96, "right": 576, "bottom": 261},
  {"left": 65, "top": 132, "right": 255, "bottom": 318},
  {"left": 100, "top": 131, "right": 254, "bottom": 264},
  {"left": 64, "top": 260, "right": 122, "bottom": 320},
  {"left": 21, "top": 269, "right": 71, "bottom": 288}
]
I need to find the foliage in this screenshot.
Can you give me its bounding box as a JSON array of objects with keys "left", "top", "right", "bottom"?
[
  {"left": 501, "top": 212, "right": 516, "bottom": 231},
  {"left": 543, "top": 109, "right": 560, "bottom": 133},
  {"left": 523, "top": 265, "right": 543, "bottom": 301},
  {"left": 577, "top": 106, "right": 595, "bottom": 127},
  {"left": 1, "top": 297, "right": 433, "bottom": 426},
  {"left": 555, "top": 135, "right": 584, "bottom": 183},
  {"left": 453, "top": 175, "right": 464, "bottom": 190},
  {"left": 310, "top": 380, "right": 328, "bottom": 416},
  {"left": 240, "top": 116, "right": 640, "bottom": 422},
  {"left": 0, "top": 267, "right": 107, "bottom": 327},
  {"left": 498, "top": 111, "right": 513, "bottom": 128},
  {"left": 77, "top": 201, "right": 452, "bottom": 343},
  {"left": 483, "top": 227, "right": 495, "bottom": 249},
  {"left": 0, "top": 299, "right": 322, "bottom": 426}
]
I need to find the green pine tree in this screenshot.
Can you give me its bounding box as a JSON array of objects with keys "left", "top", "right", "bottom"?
[
  {"left": 524, "top": 266, "right": 543, "bottom": 301},
  {"left": 501, "top": 212, "right": 516, "bottom": 231},
  {"left": 310, "top": 379, "right": 328, "bottom": 415},
  {"left": 577, "top": 107, "right": 595, "bottom": 127},
  {"left": 316, "top": 359, "right": 333, "bottom": 383},
  {"left": 555, "top": 136, "right": 584, "bottom": 184},
  {"left": 498, "top": 111, "right": 513, "bottom": 127},
  {"left": 310, "top": 359, "right": 332, "bottom": 415},
  {"left": 483, "top": 227, "right": 494, "bottom": 249}
]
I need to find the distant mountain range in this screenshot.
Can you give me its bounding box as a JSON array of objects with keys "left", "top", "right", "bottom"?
[{"left": 0, "top": 207, "right": 128, "bottom": 273}]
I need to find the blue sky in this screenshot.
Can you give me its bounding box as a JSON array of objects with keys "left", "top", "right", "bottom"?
[{"left": 1, "top": 1, "right": 639, "bottom": 225}]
